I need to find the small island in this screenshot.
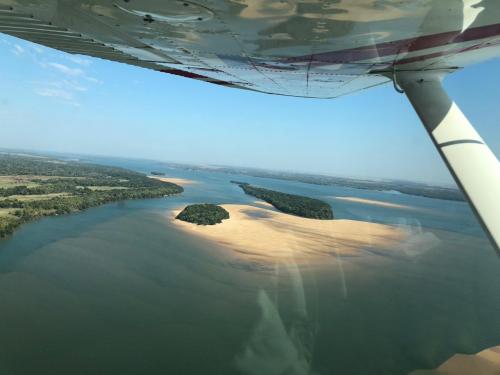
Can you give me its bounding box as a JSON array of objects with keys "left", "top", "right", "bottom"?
[
  {"left": 0, "top": 154, "right": 183, "bottom": 238},
  {"left": 150, "top": 171, "right": 165, "bottom": 176},
  {"left": 176, "top": 204, "right": 229, "bottom": 225},
  {"left": 233, "top": 182, "right": 333, "bottom": 220}
]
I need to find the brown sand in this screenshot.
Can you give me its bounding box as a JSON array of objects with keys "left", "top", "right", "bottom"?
[
  {"left": 171, "top": 203, "right": 407, "bottom": 264},
  {"left": 148, "top": 176, "right": 197, "bottom": 186},
  {"left": 409, "top": 345, "right": 500, "bottom": 375}
]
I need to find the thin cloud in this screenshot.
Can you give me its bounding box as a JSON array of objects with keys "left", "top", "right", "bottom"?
[
  {"left": 45, "top": 61, "right": 102, "bottom": 84},
  {"left": 1, "top": 34, "right": 102, "bottom": 105},
  {"left": 68, "top": 55, "right": 92, "bottom": 66},
  {"left": 47, "top": 62, "right": 84, "bottom": 77},
  {"left": 5, "top": 38, "right": 44, "bottom": 58},
  {"left": 55, "top": 80, "right": 88, "bottom": 92},
  {"left": 32, "top": 80, "right": 84, "bottom": 106},
  {"left": 12, "top": 44, "right": 25, "bottom": 56},
  {"left": 31, "top": 45, "right": 44, "bottom": 54},
  {"left": 85, "top": 76, "right": 103, "bottom": 84},
  {"left": 31, "top": 79, "right": 86, "bottom": 91},
  {"left": 71, "top": 83, "right": 88, "bottom": 92},
  {"left": 35, "top": 87, "right": 74, "bottom": 101}
]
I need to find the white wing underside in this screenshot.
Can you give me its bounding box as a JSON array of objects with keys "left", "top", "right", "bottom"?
[{"left": 0, "top": 0, "right": 499, "bottom": 98}]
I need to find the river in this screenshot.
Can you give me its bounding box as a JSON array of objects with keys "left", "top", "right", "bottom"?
[{"left": 0, "top": 156, "right": 498, "bottom": 374}]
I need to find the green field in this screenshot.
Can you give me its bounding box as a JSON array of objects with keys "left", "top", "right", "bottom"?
[
  {"left": 0, "top": 175, "right": 88, "bottom": 188},
  {"left": 0, "top": 176, "right": 42, "bottom": 188},
  {"left": 0, "top": 192, "right": 71, "bottom": 201},
  {"left": 87, "top": 186, "right": 130, "bottom": 191},
  {"left": 0, "top": 154, "right": 183, "bottom": 238},
  {"left": 0, "top": 208, "right": 14, "bottom": 217}
]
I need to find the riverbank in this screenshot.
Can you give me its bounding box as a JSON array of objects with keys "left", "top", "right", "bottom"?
[
  {"left": 148, "top": 175, "right": 198, "bottom": 186},
  {"left": 0, "top": 154, "right": 183, "bottom": 238}
]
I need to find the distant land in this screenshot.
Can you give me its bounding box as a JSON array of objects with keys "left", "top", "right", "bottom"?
[
  {"left": 169, "top": 163, "right": 464, "bottom": 202},
  {"left": 0, "top": 154, "right": 183, "bottom": 238},
  {"left": 0, "top": 149, "right": 465, "bottom": 202},
  {"left": 233, "top": 181, "right": 334, "bottom": 220}
]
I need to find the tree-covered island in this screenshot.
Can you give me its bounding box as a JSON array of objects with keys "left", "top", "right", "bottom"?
[
  {"left": 0, "top": 154, "right": 183, "bottom": 238},
  {"left": 176, "top": 204, "right": 229, "bottom": 225},
  {"left": 233, "top": 182, "right": 334, "bottom": 220}
]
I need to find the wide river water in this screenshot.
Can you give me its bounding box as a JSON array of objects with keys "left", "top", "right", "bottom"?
[{"left": 0, "top": 157, "right": 498, "bottom": 375}]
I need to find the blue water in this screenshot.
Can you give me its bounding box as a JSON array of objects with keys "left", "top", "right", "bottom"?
[
  {"left": 101, "top": 155, "right": 482, "bottom": 236},
  {"left": 0, "top": 157, "right": 498, "bottom": 375}
]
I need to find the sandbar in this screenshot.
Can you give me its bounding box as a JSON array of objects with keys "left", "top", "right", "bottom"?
[
  {"left": 334, "top": 196, "right": 414, "bottom": 210},
  {"left": 148, "top": 175, "right": 197, "bottom": 186},
  {"left": 171, "top": 203, "right": 407, "bottom": 264}
]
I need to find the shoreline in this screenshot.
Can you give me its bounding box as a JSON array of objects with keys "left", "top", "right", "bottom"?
[{"left": 148, "top": 175, "right": 197, "bottom": 186}]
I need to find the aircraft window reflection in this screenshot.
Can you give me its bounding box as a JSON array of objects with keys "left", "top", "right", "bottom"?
[{"left": 0, "top": 0, "right": 499, "bottom": 371}]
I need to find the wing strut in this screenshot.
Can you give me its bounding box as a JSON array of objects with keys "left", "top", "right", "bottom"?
[{"left": 397, "top": 70, "right": 500, "bottom": 252}]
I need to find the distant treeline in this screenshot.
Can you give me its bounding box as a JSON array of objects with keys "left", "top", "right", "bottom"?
[
  {"left": 176, "top": 204, "right": 229, "bottom": 225},
  {"left": 233, "top": 182, "right": 333, "bottom": 220},
  {"left": 180, "top": 163, "right": 464, "bottom": 202},
  {"left": 0, "top": 155, "right": 183, "bottom": 238}
]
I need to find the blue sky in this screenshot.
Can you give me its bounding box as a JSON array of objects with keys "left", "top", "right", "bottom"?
[{"left": 0, "top": 33, "right": 499, "bottom": 186}]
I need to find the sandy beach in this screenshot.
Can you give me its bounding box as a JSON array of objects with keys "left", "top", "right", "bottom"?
[
  {"left": 171, "top": 203, "right": 407, "bottom": 264},
  {"left": 334, "top": 196, "right": 414, "bottom": 210},
  {"left": 148, "top": 175, "right": 197, "bottom": 186}
]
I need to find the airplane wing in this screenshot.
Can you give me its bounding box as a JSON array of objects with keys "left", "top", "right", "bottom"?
[
  {"left": 0, "top": 0, "right": 499, "bottom": 98},
  {"left": 1, "top": 0, "right": 499, "bottom": 250}
]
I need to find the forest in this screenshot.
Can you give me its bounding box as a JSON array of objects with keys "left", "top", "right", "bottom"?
[
  {"left": 0, "top": 154, "right": 183, "bottom": 237},
  {"left": 234, "top": 182, "right": 334, "bottom": 220},
  {"left": 176, "top": 204, "right": 229, "bottom": 225}
]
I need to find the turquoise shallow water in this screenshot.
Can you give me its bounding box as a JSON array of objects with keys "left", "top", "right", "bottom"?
[{"left": 0, "top": 158, "right": 498, "bottom": 375}]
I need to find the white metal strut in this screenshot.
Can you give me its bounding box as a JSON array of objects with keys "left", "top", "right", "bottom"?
[{"left": 397, "top": 70, "right": 500, "bottom": 252}]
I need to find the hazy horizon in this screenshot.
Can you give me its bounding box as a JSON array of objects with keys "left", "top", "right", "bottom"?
[
  {"left": 0, "top": 146, "right": 462, "bottom": 188},
  {"left": 1, "top": 33, "right": 499, "bottom": 186}
]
